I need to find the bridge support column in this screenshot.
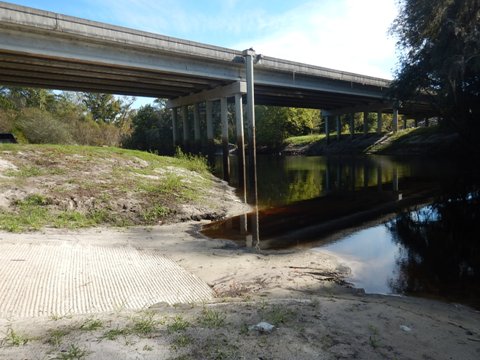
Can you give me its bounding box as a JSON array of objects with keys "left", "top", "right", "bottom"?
[
  {"left": 414, "top": 118, "right": 419, "bottom": 128},
  {"left": 363, "top": 112, "right": 369, "bottom": 134},
  {"left": 181, "top": 105, "right": 190, "bottom": 151},
  {"left": 193, "top": 103, "right": 201, "bottom": 153},
  {"left": 349, "top": 113, "right": 355, "bottom": 138},
  {"left": 171, "top": 107, "right": 178, "bottom": 148},
  {"left": 235, "top": 93, "right": 246, "bottom": 201},
  {"left": 206, "top": 100, "right": 215, "bottom": 165},
  {"left": 220, "top": 97, "right": 230, "bottom": 182},
  {"left": 377, "top": 111, "right": 382, "bottom": 134},
  {"left": 336, "top": 115, "right": 341, "bottom": 140},
  {"left": 403, "top": 115, "right": 407, "bottom": 130},
  {"left": 392, "top": 107, "right": 399, "bottom": 132},
  {"left": 325, "top": 115, "right": 330, "bottom": 144}
]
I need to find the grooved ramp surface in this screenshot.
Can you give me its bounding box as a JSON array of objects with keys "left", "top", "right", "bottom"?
[{"left": 0, "top": 243, "right": 213, "bottom": 318}]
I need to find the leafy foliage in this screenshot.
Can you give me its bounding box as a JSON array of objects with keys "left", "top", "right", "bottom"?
[
  {"left": 390, "top": 0, "right": 480, "bottom": 146},
  {"left": 256, "top": 105, "right": 320, "bottom": 149}
]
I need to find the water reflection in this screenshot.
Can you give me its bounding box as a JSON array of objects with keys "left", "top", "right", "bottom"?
[
  {"left": 206, "top": 155, "right": 443, "bottom": 248},
  {"left": 204, "top": 154, "right": 480, "bottom": 308},
  {"left": 387, "top": 181, "right": 480, "bottom": 307}
]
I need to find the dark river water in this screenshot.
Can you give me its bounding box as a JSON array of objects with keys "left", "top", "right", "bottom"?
[{"left": 206, "top": 155, "right": 480, "bottom": 309}]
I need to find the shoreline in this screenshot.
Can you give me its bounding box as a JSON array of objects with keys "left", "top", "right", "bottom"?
[{"left": 1, "top": 220, "right": 480, "bottom": 359}]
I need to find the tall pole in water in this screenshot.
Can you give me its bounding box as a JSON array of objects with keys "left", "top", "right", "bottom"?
[{"left": 243, "top": 48, "right": 259, "bottom": 246}]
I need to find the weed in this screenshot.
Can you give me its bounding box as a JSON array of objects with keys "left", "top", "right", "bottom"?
[
  {"left": 47, "top": 328, "right": 71, "bottom": 347},
  {"left": 102, "top": 328, "right": 129, "bottom": 341},
  {"left": 142, "top": 205, "right": 170, "bottom": 223},
  {"left": 197, "top": 308, "right": 226, "bottom": 328},
  {"left": 172, "top": 334, "right": 192, "bottom": 348},
  {"left": 80, "top": 318, "right": 103, "bottom": 331},
  {"left": 143, "top": 344, "right": 153, "bottom": 351},
  {"left": 264, "top": 305, "right": 296, "bottom": 326},
  {"left": 3, "top": 327, "right": 29, "bottom": 346},
  {"left": 167, "top": 315, "right": 190, "bottom": 333},
  {"left": 368, "top": 325, "right": 380, "bottom": 349},
  {"left": 53, "top": 344, "right": 88, "bottom": 359},
  {"left": 132, "top": 312, "right": 157, "bottom": 335}
]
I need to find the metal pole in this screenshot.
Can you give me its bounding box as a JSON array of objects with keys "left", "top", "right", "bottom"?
[
  {"left": 243, "top": 48, "right": 259, "bottom": 246},
  {"left": 235, "top": 93, "right": 247, "bottom": 202}
]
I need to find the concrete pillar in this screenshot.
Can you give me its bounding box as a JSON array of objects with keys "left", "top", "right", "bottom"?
[
  {"left": 235, "top": 93, "right": 246, "bottom": 201},
  {"left": 377, "top": 165, "right": 382, "bottom": 191},
  {"left": 392, "top": 167, "right": 399, "bottom": 192},
  {"left": 220, "top": 97, "right": 230, "bottom": 182},
  {"left": 363, "top": 111, "right": 368, "bottom": 134},
  {"left": 349, "top": 113, "right": 355, "bottom": 137},
  {"left": 181, "top": 105, "right": 189, "bottom": 150},
  {"left": 336, "top": 115, "right": 341, "bottom": 140},
  {"left": 392, "top": 107, "right": 399, "bottom": 132},
  {"left": 325, "top": 115, "right": 330, "bottom": 143},
  {"left": 243, "top": 48, "right": 259, "bottom": 245},
  {"left": 414, "top": 118, "right": 419, "bottom": 128},
  {"left": 171, "top": 107, "right": 178, "bottom": 148},
  {"left": 205, "top": 100, "right": 215, "bottom": 164},
  {"left": 377, "top": 111, "right": 382, "bottom": 134},
  {"left": 193, "top": 103, "right": 201, "bottom": 152},
  {"left": 403, "top": 115, "right": 407, "bottom": 130}
]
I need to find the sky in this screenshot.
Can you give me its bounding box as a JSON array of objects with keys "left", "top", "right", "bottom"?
[{"left": 6, "top": 0, "right": 400, "bottom": 106}]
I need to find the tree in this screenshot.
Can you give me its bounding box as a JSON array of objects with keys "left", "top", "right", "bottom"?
[
  {"left": 124, "top": 103, "right": 174, "bottom": 155},
  {"left": 390, "top": 0, "right": 480, "bottom": 146},
  {"left": 256, "top": 106, "right": 320, "bottom": 149},
  {"left": 82, "top": 93, "right": 134, "bottom": 124}
]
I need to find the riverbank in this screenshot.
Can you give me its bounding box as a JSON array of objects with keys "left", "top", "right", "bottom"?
[
  {"left": 282, "top": 126, "right": 464, "bottom": 156},
  {"left": 1, "top": 223, "right": 479, "bottom": 359},
  {"left": 1, "top": 144, "right": 480, "bottom": 359}
]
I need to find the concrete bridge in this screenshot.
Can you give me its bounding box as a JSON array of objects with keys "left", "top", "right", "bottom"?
[{"left": 0, "top": 1, "right": 432, "bottom": 188}]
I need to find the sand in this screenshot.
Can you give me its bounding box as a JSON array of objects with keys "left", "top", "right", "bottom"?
[{"left": 0, "top": 221, "right": 479, "bottom": 359}]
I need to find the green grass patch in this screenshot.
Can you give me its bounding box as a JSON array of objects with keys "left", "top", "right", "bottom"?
[
  {"left": 197, "top": 308, "right": 226, "bottom": 328},
  {"left": 3, "top": 327, "right": 29, "bottom": 346},
  {"left": 284, "top": 134, "right": 326, "bottom": 146},
  {"left": 167, "top": 315, "right": 190, "bottom": 334}
]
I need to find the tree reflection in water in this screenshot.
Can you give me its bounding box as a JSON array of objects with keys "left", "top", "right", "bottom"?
[{"left": 388, "top": 181, "right": 480, "bottom": 308}]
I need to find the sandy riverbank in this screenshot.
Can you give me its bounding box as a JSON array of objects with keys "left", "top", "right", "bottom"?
[{"left": 1, "top": 222, "right": 479, "bottom": 359}]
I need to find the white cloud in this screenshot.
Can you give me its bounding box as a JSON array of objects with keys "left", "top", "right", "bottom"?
[{"left": 231, "top": 0, "right": 398, "bottom": 79}]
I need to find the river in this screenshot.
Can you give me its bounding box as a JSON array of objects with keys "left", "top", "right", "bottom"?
[{"left": 205, "top": 154, "right": 480, "bottom": 308}]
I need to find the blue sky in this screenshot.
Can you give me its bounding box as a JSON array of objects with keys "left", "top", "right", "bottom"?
[{"left": 6, "top": 0, "right": 399, "bottom": 106}]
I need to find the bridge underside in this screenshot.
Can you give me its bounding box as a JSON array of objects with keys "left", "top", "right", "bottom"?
[{"left": 0, "top": 50, "right": 398, "bottom": 114}]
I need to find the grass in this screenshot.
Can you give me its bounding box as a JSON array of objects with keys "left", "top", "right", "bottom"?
[
  {"left": 197, "top": 308, "right": 226, "bottom": 328},
  {"left": 102, "top": 328, "right": 130, "bottom": 341},
  {"left": 284, "top": 133, "right": 326, "bottom": 146},
  {"left": 0, "top": 144, "right": 214, "bottom": 232},
  {"left": 263, "top": 305, "right": 296, "bottom": 326},
  {"left": 131, "top": 312, "right": 158, "bottom": 335},
  {"left": 79, "top": 318, "right": 103, "bottom": 331},
  {"left": 53, "top": 344, "right": 88, "bottom": 359},
  {"left": 167, "top": 315, "right": 190, "bottom": 334},
  {"left": 3, "top": 327, "right": 29, "bottom": 346},
  {"left": 47, "top": 328, "right": 71, "bottom": 347}
]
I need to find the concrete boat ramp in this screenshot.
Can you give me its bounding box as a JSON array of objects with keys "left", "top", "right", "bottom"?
[{"left": 0, "top": 226, "right": 213, "bottom": 318}]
